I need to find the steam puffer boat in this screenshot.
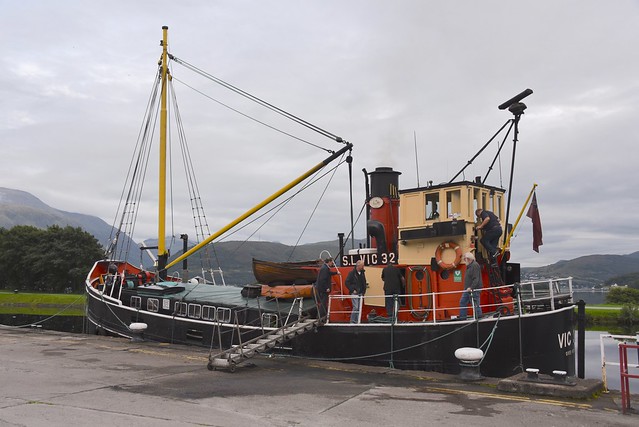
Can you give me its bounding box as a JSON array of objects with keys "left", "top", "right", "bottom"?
[
  {"left": 286, "top": 167, "right": 575, "bottom": 376},
  {"left": 85, "top": 27, "right": 575, "bottom": 378}
]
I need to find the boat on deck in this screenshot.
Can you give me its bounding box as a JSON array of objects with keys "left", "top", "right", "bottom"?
[
  {"left": 85, "top": 27, "right": 575, "bottom": 378},
  {"left": 260, "top": 284, "right": 313, "bottom": 299},
  {"left": 252, "top": 258, "right": 322, "bottom": 286}
]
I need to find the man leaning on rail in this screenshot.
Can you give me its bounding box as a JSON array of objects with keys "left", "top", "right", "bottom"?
[{"left": 459, "top": 252, "right": 483, "bottom": 320}]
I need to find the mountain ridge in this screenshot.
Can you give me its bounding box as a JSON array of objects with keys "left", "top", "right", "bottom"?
[{"left": 0, "top": 187, "right": 115, "bottom": 246}]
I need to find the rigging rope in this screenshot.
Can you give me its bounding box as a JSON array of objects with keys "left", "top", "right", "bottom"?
[
  {"left": 216, "top": 159, "right": 348, "bottom": 254},
  {"left": 168, "top": 78, "right": 224, "bottom": 274},
  {"left": 171, "top": 75, "right": 331, "bottom": 152},
  {"left": 170, "top": 55, "right": 346, "bottom": 145},
  {"left": 107, "top": 52, "right": 353, "bottom": 278},
  {"left": 289, "top": 151, "right": 346, "bottom": 259},
  {"left": 108, "top": 69, "right": 161, "bottom": 263},
  {"left": 477, "top": 313, "right": 501, "bottom": 364}
]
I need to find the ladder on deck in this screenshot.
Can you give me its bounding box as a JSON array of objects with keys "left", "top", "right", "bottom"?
[{"left": 207, "top": 317, "right": 321, "bottom": 372}]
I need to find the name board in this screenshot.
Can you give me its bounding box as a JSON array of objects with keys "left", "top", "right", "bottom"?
[{"left": 342, "top": 252, "right": 397, "bottom": 267}]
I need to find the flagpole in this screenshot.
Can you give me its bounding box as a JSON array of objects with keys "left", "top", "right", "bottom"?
[{"left": 502, "top": 183, "right": 537, "bottom": 253}]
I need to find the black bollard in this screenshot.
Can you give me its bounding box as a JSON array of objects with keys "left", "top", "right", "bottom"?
[{"left": 577, "top": 300, "right": 586, "bottom": 379}]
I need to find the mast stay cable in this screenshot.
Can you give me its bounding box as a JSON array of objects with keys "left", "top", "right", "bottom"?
[
  {"left": 170, "top": 55, "right": 347, "bottom": 148},
  {"left": 171, "top": 76, "right": 330, "bottom": 153},
  {"left": 106, "top": 69, "right": 162, "bottom": 263}
]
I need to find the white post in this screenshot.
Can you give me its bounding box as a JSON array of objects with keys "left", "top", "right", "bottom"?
[
  {"left": 431, "top": 291, "right": 437, "bottom": 324},
  {"left": 600, "top": 334, "right": 608, "bottom": 393}
]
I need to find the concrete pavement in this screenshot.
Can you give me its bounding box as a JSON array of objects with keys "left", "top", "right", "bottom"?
[{"left": 0, "top": 327, "right": 636, "bottom": 426}]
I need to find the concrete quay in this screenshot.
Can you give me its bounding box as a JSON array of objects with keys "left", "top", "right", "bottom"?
[{"left": 0, "top": 328, "right": 636, "bottom": 426}]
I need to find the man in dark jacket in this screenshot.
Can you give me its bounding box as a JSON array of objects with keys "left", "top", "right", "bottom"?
[
  {"left": 459, "top": 252, "right": 483, "bottom": 320},
  {"left": 475, "top": 208, "right": 503, "bottom": 263},
  {"left": 381, "top": 262, "right": 404, "bottom": 320},
  {"left": 314, "top": 257, "right": 337, "bottom": 318},
  {"left": 345, "top": 260, "right": 367, "bottom": 323}
]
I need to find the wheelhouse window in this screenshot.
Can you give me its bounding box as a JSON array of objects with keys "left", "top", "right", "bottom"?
[
  {"left": 446, "top": 189, "right": 461, "bottom": 219},
  {"left": 262, "top": 313, "right": 279, "bottom": 328},
  {"left": 425, "top": 193, "right": 440, "bottom": 220},
  {"left": 187, "top": 303, "right": 202, "bottom": 319},
  {"left": 472, "top": 188, "right": 484, "bottom": 217},
  {"left": 175, "top": 302, "right": 188, "bottom": 317},
  {"left": 147, "top": 298, "right": 159, "bottom": 312},
  {"left": 216, "top": 307, "right": 231, "bottom": 323},
  {"left": 131, "top": 296, "right": 142, "bottom": 309},
  {"left": 202, "top": 305, "right": 216, "bottom": 320},
  {"left": 491, "top": 192, "right": 503, "bottom": 219}
]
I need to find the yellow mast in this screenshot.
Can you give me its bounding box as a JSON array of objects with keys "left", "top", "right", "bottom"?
[{"left": 158, "top": 26, "right": 169, "bottom": 277}]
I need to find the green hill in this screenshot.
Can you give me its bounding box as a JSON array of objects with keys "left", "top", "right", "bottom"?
[{"left": 522, "top": 252, "right": 639, "bottom": 288}]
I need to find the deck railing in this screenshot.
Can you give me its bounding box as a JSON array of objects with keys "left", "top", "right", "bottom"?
[
  {"left": 517, "top": 277, "right": 574, "bottom": 311},
  {"left": 326, "top": 277, "right": 574, "bottom": 325}
]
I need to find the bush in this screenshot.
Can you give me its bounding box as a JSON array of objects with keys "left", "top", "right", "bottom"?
[
  {"left": 606, "top": 287, "right": 639, "bottom": 305},
  {"left": 618, "top": 304, "right": 639, "bottom": 326}
]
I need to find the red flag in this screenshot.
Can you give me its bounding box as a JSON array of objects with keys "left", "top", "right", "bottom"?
[{"left": 526, "top": 192, "right": 543, "bottom": 252}]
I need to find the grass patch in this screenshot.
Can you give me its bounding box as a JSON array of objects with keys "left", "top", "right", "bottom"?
[
  {"left": 576, "top": 304, "right": 629, "bottom": 327},
  {"left": 585, "top": 309, "right": 619, "bottom": 322},
  {"left": 0, "top": 291, "right": 85, "bottom": 316}
]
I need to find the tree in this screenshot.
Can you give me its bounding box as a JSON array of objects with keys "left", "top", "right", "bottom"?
[
  {"left": 0, "top": 225, "right": 104, "bottom": 292},
  {"left": 606, "top": 286, "right": 639, "bottom": 305},
  {"left": 618, "top": 304, "right": 638, "bottom": 326}
]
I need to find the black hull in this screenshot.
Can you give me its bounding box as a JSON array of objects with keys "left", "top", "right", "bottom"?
[
  {"left": 85, "top": 292, "right": 287, "bottom": 349},
  {"left": 290, "top": 307, "right": 576, "bottom": 377},
  {"left": 86, "top": 288, "right": 574, "bottom": 378}
]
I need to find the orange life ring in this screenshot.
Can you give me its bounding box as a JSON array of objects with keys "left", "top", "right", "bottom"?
[{"left": 435, "top": 241, "right": 462, "bottom": 270}]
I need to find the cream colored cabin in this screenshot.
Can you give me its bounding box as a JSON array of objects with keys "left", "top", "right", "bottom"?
[{"left": 397, "top": 181, "right": 506, "bottom": 266}]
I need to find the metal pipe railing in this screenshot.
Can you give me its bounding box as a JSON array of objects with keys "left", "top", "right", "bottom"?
[
  {"left": 599, "top": 333, "right": 639, "bottom": 393},
  {"left": 619, "top": 342, "right": 639, "bottom": 414},
  {"left": 326, "top": 277, "right": 574, "bottom": 325}
]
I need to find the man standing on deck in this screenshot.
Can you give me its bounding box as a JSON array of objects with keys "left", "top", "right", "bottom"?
[
  {"left": 475, "top": 208, "right": 503, "bottom": 263},
  {"left": 459, "top": 252, "right": 483, "bottom": 320},
  {"left": 314, "top": 258, "right": 337, "bottom": 318},
  {"left": 381, "top": 262, "right": 404, "bottom": 320},
  {"left": 345, "top": 260, "right": 367, "bottom": 323}
]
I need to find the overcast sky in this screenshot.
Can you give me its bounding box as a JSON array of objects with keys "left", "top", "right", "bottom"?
[{"left": 1, "top": 0, "right": 638, "bottom": 268}]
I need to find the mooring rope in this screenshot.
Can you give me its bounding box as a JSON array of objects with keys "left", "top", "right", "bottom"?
[{"left": 276, "top": 319, "right": 483, "bottom": 362}]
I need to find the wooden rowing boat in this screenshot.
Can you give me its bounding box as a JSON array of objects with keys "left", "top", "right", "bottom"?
[{"left": 252, "top": 258, "right": 322, "bottom": 286}]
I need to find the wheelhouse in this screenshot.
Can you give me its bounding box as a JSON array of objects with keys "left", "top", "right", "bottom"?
[{"left": 398, "top": 180, "right": 506, "bottom": 266}]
